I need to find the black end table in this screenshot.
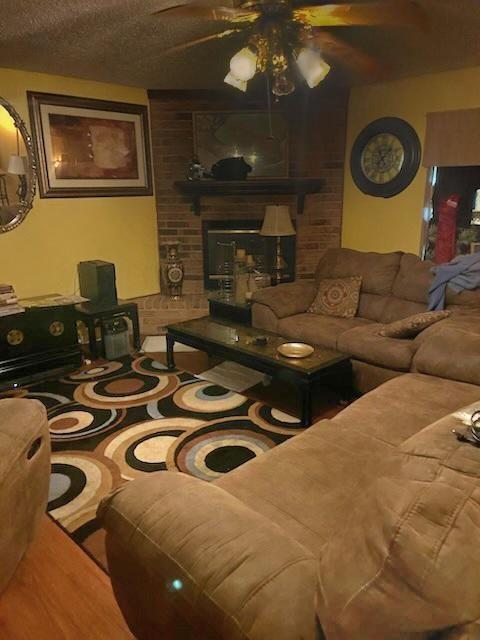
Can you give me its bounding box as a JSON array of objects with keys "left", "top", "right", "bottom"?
[
  {"left": 208, "top": 293, "right": 252, "bottom": 325},
  {"left": 75, "top": 301, "right": 141, "bottom": 359}
]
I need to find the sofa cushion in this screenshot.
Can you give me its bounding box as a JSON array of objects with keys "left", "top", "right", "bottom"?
[
  {"left": 379, "top": 310, "right": 451, "bottom": 339},
  {"left": 331, "top": 373, "right": 480, "bottom": 447},
  {"left": 218, "top": 375, "right": 480, "bottom": 565},
  {"left": 278, "top": 313, "right": 372, "bottom": 350},
  {"left": 379, "top": 253, "right": 431, "bottom": 323},
  {"left": 356, "top": 292, "right": 390, "bottom": 322},
  {"left": 446, "top": 285, "right": 480, "bottom": 309},
  {"left": 317, "top": 411, "right": 480, "bottom": 639},
  {"left": 337, "top": 323, "right": 414, "bottom": 371},
  {"left": 413, "top": 321, "right": 480, "bottom": 386},
  {"left": 379, "top": 297, "right": 430, "bottom": 324},
  {"left": 217, "top": 418, "right": 392, "bottom": 554},
  {"left": 315, "top": 248, "right": 402, "bottom": 296},
  {"left": 392, "top": 253, "right": 433, "bottom": 304},
  {"left": 308, "top": 276, "right": 362, "bottom": 318}
]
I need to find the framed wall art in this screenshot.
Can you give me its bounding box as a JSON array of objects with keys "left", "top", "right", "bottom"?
[
  {"left": 27, "top": 92, "right": 153, "bottom": 198},
  {"left": 193, "top": 111, "right": 289, "bottom": 178}
]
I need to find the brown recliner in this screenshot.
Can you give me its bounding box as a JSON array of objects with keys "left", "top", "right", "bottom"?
[
  {"left": 0, "top": 398, "right": 50, "bottom": 593},
  {"left": 98, "top": 374, "right": 480, "bottom": 640}
]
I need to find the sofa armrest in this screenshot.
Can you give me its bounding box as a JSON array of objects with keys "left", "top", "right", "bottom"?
[
  {"left": 0, "top": 399, "right": 50, "bottom": 594},
  {"left": 98, "top": 472, "right": 317, "bottom": 640},
  {"left": 251, "top": 280, "right": 316, "bottom": 319}
]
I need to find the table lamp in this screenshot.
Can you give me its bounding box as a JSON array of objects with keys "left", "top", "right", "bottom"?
[
  {"left": 7, "top": 127, "right": 27, "bottom": 200},
  {"left": 260, "top": 205, "right": 296, "bottom": 285}
]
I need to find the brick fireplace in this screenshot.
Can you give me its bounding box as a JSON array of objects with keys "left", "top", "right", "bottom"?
[
  {"left": 133, "top": 87, "right": 349, "bottom": 335},
  {"left": 202, "top": 218, "right": 296, "bottom": 290}
]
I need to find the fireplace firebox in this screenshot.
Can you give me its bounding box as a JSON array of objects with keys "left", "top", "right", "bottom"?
[{"left": 202, "top": 219, "right": 296, "bottom": 290}]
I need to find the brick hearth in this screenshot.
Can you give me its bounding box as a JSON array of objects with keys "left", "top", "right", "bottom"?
[{"left": 132, "top": 293, "right": 209, "bottom": 336}]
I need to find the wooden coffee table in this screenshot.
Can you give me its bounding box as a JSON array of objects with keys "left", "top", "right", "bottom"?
[{"left": 166, "top": 317, "right": 352, "bottom": 427}]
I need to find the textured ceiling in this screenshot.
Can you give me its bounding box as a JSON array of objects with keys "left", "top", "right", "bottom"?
[{"left": 0, "top": 0, "right": 480, "bottom": 89}]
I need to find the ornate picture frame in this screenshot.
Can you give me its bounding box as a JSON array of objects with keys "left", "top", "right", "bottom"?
[{"left": 27, "top": 92, "right": 153, "bottom": 198}]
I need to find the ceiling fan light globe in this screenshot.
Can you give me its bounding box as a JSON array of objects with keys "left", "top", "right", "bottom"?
[
  {"left": 224, "top": 72, "right": 248, "bottom": 92},
  {"left": 296, "top": 48, "right": 331, "bottom": 88},
  {"left": 229, "top": 47, "right": 257, "bottom": 81}
]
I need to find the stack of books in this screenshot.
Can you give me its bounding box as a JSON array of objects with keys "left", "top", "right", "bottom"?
[{"left": 0, "top": 284, "right": 25, "bottom": 317}]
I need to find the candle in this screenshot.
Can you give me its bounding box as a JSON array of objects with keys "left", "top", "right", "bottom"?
[{"left": 475, "top": 189, "right": 480, "bottom": 212}]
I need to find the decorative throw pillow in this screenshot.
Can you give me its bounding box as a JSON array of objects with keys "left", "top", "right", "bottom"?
[
  {"left": 379, "top": 310, "right": 451, "bottom": 339},
  {"left": 308, "top": 276, "right": 362, "bottom": 319}
]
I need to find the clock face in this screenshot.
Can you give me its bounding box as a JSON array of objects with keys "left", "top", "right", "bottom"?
[
  {"left": 360, "top": 134, "right": 405, "bottom": 185},
  {"left": 167, "top": 266, "right": 184, "bottom": 284},
  {"left": 350, "top": 118, "right": 421, "bottom": 198}
]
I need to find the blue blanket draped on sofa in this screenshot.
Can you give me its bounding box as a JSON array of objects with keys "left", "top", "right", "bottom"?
[{"left": 428, "top": 252, "right": 480, "bottom": 310}]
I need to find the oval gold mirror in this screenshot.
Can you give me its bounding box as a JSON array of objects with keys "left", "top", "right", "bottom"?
[{"left": 0, "top": 97, "right": 36, "bottom": 233}]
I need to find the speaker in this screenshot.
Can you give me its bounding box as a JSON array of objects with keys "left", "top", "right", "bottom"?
[
  {"left": 103, "top": 317, "right": 130, "bottom": 360},
  {"left": 78, "top": 260, "right": 118, "bottom": 306}
]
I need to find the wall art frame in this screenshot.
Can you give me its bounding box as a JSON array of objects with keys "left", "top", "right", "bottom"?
[
  {"left": 193, "top": 110, "right": 289, "bottom": 178},
  {"left": 27, "top": 91, "right": 153, "bottom": 198}
]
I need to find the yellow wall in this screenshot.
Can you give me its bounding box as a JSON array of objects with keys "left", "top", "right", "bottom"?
[
  {"left": 0, "top": 68, "right": 159, "bottom": 298},
  {"left": 342, "top": 65, "right": 480, "bottom": 255}
]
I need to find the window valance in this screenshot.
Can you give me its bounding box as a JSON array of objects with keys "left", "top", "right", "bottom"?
[{"left": 423, "top": 108, "right": 480, "bottom": 167}]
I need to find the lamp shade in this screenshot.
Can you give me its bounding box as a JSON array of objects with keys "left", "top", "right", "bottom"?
[
  {"left": 7, "top": 154, "right": 26, "bottom": 176},
  {"left": 260, "top": 205, "right": 296, "bottom": 237}
]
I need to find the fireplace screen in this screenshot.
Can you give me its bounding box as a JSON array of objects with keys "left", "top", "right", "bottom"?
[{"left": 202, "top": 219, "right": 296, "bottom": 290}]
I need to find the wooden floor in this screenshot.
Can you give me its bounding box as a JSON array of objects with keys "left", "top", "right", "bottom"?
[{"left": 0, "top": 517, "right": 133, "bottom": 640}]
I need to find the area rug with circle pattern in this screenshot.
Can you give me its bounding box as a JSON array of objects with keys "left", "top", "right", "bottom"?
[{"left": 10, "top": 355, "right": 306, "bottom": 567}]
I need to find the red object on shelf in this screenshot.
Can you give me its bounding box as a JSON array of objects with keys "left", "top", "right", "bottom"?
[{"left": 434, "top": 194, "right": 461, "bottom": 264}]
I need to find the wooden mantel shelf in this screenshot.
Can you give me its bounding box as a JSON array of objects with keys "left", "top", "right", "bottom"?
[{"left": 174, "top": 177, "right": 324, "bottom": 216}]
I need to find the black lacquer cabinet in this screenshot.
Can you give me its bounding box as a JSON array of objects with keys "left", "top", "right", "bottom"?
[{"left": 0, "top": 304, "right": 82, "bottom": 389}]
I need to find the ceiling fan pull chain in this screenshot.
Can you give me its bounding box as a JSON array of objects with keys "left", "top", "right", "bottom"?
[{"left": 266, "top": 75, "right": 275, "bottom": 140}]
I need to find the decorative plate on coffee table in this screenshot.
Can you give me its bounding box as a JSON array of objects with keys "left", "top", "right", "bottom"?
[{"left": 277, "top": 342, "right": 314, "bottom": 359}]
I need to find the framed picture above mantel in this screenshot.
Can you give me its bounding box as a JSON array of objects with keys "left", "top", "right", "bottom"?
[
  {"left": 193, "top": 111, "right": 289, "bottom": 178},
  {"left": 27, "top": 92, "right": 153, "bottom": 198}
]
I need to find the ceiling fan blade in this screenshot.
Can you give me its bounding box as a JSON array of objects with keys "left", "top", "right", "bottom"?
[
  {"left": 310, "top": 30, "right": 388, "bottom": 80},
  {"left": 160, "top": 28, "right": 242, "bottom": 55},
  {"left": 152, "top": 2, "right": 259, "bottom": 23},
  {"left": 295, "top": 1, "right": 426, "bottom": 29}
]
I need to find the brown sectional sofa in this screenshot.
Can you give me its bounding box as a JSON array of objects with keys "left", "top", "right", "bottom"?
[
  {"left": 100, "top": 374, "right": 480, "bottom": 640},
  {"left": 98, "top": 249, "right": 480, "bottom": 640},
  {"left": 251, "top": 248, "right": 480, "bottom": 392}
]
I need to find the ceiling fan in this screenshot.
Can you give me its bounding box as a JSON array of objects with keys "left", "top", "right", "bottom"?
[{"left": 153, "top": 0, "right": 426, "bottom": 96}]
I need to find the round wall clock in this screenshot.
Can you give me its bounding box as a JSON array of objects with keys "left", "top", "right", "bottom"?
[{"left": 350, "top": 117, "right": 421, "bottom": 198}]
